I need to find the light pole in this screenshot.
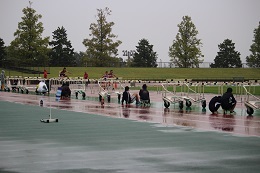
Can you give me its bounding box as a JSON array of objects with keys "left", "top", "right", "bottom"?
[{"left": 123, "top": 50, "right": 135, "bottom": 67}]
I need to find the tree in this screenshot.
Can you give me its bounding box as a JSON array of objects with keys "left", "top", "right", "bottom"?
[
  {"left": 210, "top": 39, "right": 242, "bottom": 68},
  {"left": 132, "top": 39, "right": 158, "bottom": 67},
  {"left": 8, "top": 2, "right": 49, "bottom": 67},
  {"left": 246, "top": 22, "right": 260, "bottom": 67},
  {"left": 169, "top": 16, "right": 203, "bottom": 68},
  {"left": 49, "top": 26, "right": 75, "bottom": 66},
  {"left": 82, "top": 7, "right": 122, "bottom": 67},
  {"left": 74, "top": 51, "right": 87, "bottom": 67},
  {"left": 0, "top": 38, "right": 6, "bottom": 67}
]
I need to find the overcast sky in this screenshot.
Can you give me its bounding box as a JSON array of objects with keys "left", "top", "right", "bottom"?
[{"left": 1, "top": 0, "right": 260, "bottom": 63}]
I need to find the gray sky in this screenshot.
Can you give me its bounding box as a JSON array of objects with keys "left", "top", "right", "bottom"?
[{"left": 1, "top": 0, "right": 260, "bottom": 63}]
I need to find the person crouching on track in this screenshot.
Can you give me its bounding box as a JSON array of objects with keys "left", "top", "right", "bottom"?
[
  {"left": 220, "top": 87, "right": 237, "bottom": 114},
  {"left": 139, "top": 84, "right": 150, "bottom": 105},
  {"left": 121, "top": 86, "right": 140, "bottom": 106},
  {"left": 208, "top": 96, "right": 222, "bottom": 114},
  {"left": 61, "top": 82, "right": 71, "bottom": 99},
  {"left": 36, "top": 80, "right": 48, "bottom": 94}
]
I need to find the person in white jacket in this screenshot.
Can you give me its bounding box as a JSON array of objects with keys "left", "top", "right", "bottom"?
[{"left": 36, "top": 80, "right": 48, "bottom": 94}]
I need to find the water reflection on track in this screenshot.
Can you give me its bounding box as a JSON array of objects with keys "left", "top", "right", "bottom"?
[{"left": 1, "top": 91, "right": 260, "bottom": 137}]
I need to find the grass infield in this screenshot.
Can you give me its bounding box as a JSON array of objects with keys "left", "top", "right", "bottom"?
[{"left": 3, "top": 67, "right": 260, "bottom": 81}]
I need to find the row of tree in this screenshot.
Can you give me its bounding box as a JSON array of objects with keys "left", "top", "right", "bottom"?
[{"left": 0, "top": 4, "right": 259, "bottom": 68}]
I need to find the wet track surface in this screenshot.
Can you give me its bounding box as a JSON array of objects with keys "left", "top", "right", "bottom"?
[
  {"left": 1, "top": 86, "right": 260, "bottom": 173},
  {"left": 1, "top": 87, "right": 260, "bottom": 137}
]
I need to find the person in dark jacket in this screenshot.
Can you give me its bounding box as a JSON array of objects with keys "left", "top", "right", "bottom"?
[
  {"left": 61, "top": 82, "right": 71, "bottom": 99},
  {"left": 221, "top": 87, "right": 237, "bottom": 114},
  {"left": 208, "top": 96, "right": 222, "bottom": 114},
  {"left": 139, "top": 84, "right": 150, "bottom": 104},
  {"left": 121, "top": 86, "right": 139, "bottom": 105}
]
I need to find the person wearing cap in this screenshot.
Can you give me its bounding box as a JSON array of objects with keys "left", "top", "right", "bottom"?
[
  {"left": 220, "top": 87, "right": 237, "bottom": 114},
  {"left": 0, "top": 70, "right": 5, "bottom": 90}
]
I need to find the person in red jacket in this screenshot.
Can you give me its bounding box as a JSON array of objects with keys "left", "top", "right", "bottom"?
[
  {"left": 43, "top": 69, "right": 48, "bottom": 79},
  {"left": 84, "top": 71, "right": 88, "bottom": 79}
]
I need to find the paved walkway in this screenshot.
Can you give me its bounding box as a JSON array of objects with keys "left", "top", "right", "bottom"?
[{"left": 0, "top": 87, "right": 260, "bottom": 173}]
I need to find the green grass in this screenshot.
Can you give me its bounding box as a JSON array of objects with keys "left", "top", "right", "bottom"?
[
  {"left": 3, "top": 67, "right": 260, "bottom": 81},
  {"left": 2, "top": 67, "right": 260, "bottom": 95}
]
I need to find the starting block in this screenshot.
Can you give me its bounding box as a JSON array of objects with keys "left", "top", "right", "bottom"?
[
  {"left": 4, "top": 86, "right": 10, "bottom": 92},
  {"left": 17, "top": 86, "right": 29, "bottom": 94},
  {"left": 75, "top": 90, "right": 86, "bottom": 99},
  {"left": 140, "top": 100, "right": 151, "bottom": 107}
]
